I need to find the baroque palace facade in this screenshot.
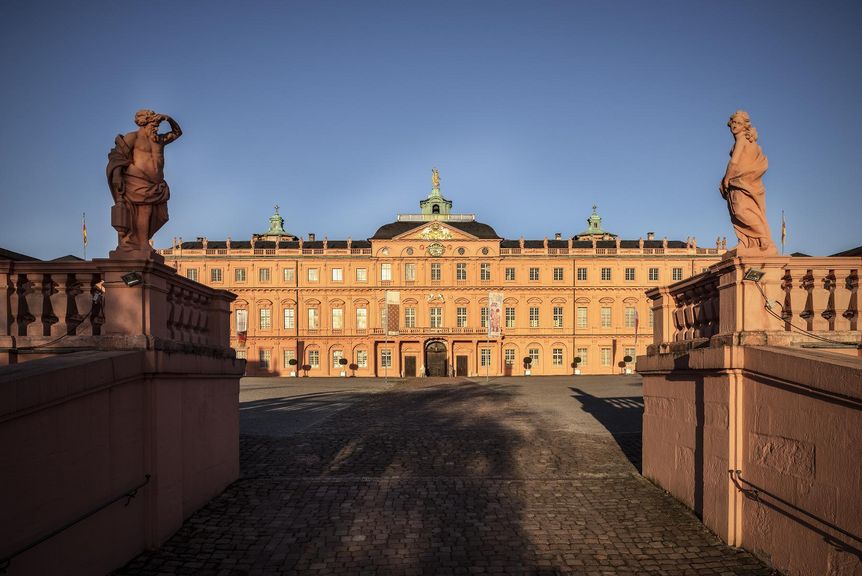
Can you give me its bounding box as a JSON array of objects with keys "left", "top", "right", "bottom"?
[{"left": 157, "top": 176, "right": 726, "bottom": 377}]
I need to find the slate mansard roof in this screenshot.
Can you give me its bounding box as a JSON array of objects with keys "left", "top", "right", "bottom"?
[{"left": 370, "top": 220, "right": 501, "bottom": 240}]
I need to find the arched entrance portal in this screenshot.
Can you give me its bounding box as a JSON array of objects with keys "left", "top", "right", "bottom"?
[{"left": 425, "top": 341, "right": 448, "bottom": 377}]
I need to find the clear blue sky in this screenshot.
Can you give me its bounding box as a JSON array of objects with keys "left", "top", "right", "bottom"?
[{"left": 1, "top": 0, "right": 860, "bottom": 259}]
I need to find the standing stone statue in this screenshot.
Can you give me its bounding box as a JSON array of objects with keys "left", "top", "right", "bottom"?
[
  {"left": 719, "top": 110, "right": 777, "bottom": 256},
  {"left": 107, "top": 109, "right": 182, "bottom": 256}
]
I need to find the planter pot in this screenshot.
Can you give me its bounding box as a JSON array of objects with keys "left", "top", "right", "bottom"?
[
  {"left": 574, "top": 369, "right": 581, "bottom": 375},
  {"left": 525, "top": 369, "right": 531, "bottom": 376}
]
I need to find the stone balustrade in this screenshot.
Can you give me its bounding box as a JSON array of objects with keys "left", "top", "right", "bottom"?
[
  {"left": 1, "top": 257, "right": 237, "bottom": 364},
  {"left": 647, "top": 255, "right": 861, "bottom": 353}
]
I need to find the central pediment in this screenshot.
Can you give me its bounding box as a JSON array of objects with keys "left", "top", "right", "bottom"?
[{"left": 394, "top": 221, "right": 479, "bottom": 241}]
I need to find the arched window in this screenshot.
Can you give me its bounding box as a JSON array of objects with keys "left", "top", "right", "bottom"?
[{"left": 432, "top": 204, "right": 440, "bottom": 214}]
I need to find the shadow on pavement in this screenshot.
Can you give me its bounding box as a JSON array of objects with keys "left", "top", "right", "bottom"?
[{"left": 569, "top": 386, "right": 644, "bottom": 472}]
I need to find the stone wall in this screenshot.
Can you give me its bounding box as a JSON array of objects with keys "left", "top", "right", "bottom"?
[{"left": 640, "top": 254, "right": 862, "bottom": 576}]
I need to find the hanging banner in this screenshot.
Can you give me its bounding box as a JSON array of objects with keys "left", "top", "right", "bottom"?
[
  {"left": 488, "top": 291, "right": 503, "bottom": 338},
  {"left": 385, "top": 290, "right": 400, "bottom": 336}
]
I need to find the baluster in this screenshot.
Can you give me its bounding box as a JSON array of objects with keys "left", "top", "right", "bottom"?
[
  {"left": 189, "top": 292, "right": 201, "bottom": 344},
  {"left": 810, "top": 268, "right": 832, "bottom": 331},
  {"left": 842, "top": 270, "right": 858, "bottom": 331},
  {"left": 181, "top": 288, "right": 193, "bottom": 342},
  {"left": 49, "top": 273, "right": 72, "bottom": 337},
  {"left": 166, "top": 284, "right": 178, "bottom": 340},
  {"left": 780, "top": 269, "right": 794, "bottom": 331},
  {"left": 199, "top": 295, "right": 211, "bottom": 345},
  {"left": 672, "top": 297, "right": 685, "bottom": 342},
  {"left": 3, "top": 273, "right": 14, "bottom": 336},
  {"left": 90, "top": 276, "right": 105, "bottom": 336},
  {"left": 798, "top": 269, "right": 815, "bottom": 331},
  {"left": 821, "top": 270, "right": 837, "bottom": 331}
]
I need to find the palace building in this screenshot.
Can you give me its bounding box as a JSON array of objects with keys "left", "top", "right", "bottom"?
[{"left": 156, "top": 173, "right": 727, "bottom": 377}]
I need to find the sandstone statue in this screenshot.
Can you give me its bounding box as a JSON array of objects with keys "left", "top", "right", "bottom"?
[
  {"left": 107, "top": 110, "right": 182, "bottom": 255},
  {"left": 719, "top": 110, "right": 777, "bottom": 256}
]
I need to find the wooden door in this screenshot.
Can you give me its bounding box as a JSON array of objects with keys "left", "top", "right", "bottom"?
[
  {"left": 426, "top": 342, "right": 447, "bottom": 376},
  {"left": 404, "top": 355, "right": 416, "bottom": 377},
  {"left": 456, "top": 355, "right": 468, "bottom": 377}
]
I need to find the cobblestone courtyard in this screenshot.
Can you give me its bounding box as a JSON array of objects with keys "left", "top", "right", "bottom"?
[{"left": 117, "top": 376, "right": 773, "bottom": 575}]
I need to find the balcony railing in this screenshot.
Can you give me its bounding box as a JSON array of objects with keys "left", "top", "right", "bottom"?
[{"left": 646, "top": 255, "right": 861, "bottom": 351}]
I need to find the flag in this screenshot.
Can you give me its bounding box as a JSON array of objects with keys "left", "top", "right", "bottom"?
[
  {"left": 82, "top": 213, "right": 88, "bottom": 247},
  {"left": 385, "top": 291, "right": 400, "bottom": 336},
  {"left": 780, "top": 210, "right": 786, "bottom": 254}
]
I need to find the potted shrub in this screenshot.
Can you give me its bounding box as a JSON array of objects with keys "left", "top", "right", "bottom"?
[
  {"left": 339, "top": 357, "right": 349, "bottom": 376},
  {"left": 288, "top": 357, "right": 298, "bottom": 377},
  {"left": 301, "top": 363, "right": 311, "bottom": 377},
  {"left": 523, "top": 356, "right": 532, "bottom": 376},
  {"left": 348, "top": 363, "right": 358, "bottom": 377},
  {"left": 572, "top": 356, "right": 582, "bottom": 376}
]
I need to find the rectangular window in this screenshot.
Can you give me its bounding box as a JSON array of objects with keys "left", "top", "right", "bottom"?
[
  {"left": 356, "top": 307, "right": 368, "bottom": 330},
  {"left": 504, "top": 349, "right": 515, "bottom": 365},
  {"left": 283, "top": 349, "right": 295, "bottom": 369},
  {"left": 505, "top": 307, "right": 515, "bottom": 329},
  {"left": 381, "top": 349, "right": 392, "bottom": 368},
  {"left": 259, "top": 349, "right": 271, "bottom": 370},
  {"left": 505, "top": 267, "right": 515, "bottom": 281},
  {"left": 480, "top": 348, "right": 491, "bottom": 367},
  {"left": 356, "top": 268, "right": 367, "bottom": 282},
  {"left": 381, "top": 263, "right": 392, "bottom": 281},
  {"left": 331, "top": 308, "right": 343, "bottom": 330},
  {"left": 649, "top": 268, "right": 659, "bottom": 281},
  {"left": 430, "top": 307, "right": 443, "bottom": 328},
  {"left": 235, "top": 309, "right": 248, "bottom": 333},
  {"left": 528, "top": 348, "right": 540, "bottom": 363},
  {"left": 332, "top": 268, "right": 343, "bottom": 282},
  {"left": 186, "top": 268, "right": 198, "bottom": 282},
  {"left": 333, "top": 350, "right": 344, "bottom": 368},
  {"left": 577, "top": 306, "right": 588, "bottom": 328},
  {"left": 601, "top": 347, "right": 612, "bottom": 366},
  {"left": 283, "top": 268, "right": 294, "bottom": 283},
  {"left": 283, "top": 308, "right": 295, "bottom": 329},
  {"left": 553, "top": 306, "right": 564, "bottom": 328},
  {"left": 405, "top": 263, "right": 416, "bottom": 282},
  {"left": 552, "top": 348, "right": 563, "bottom": 366},
  {"left": 235, "top": 349, "right": 247, "bottom": 360},
  {"left": 259, "top": 268, "right": 270, "bottom": 282},
  {"left": 431, "top": 262, "right": 441, "bottom": 281},
  {"left": 672, "top": 267, "right": 684, "bottom": 281},
  {"left": 529, "top": 306, "right": 540, "bottom": 328},
  {"left": 601, "top": 307, "right": 612, "bottom": 328},
  {"left": 235, "top": 268, "right": 246, "bottom": 282},
  {"left": 624, "top": 307, "right": 637, "bottom": 328},
  {"left": 480, "top": 306, "right": 488, "bottom": 328},
  {"left": 307, "top": 268, "right": 318, "bottom": 282},
  {"left": 210, "top": 268, "right": 222, "bottom": 283},
  {"left": 259, "top": 308, "right": 271, "bottom": 329},
  {"left": 356, "top": 350, "right": 368, "bottom": 368},
  {"left": 553, "top": 267, "right": 564, "bottom": 281},
  {"left": 307, "top": 308, "right": 319, "bottom": 329},
  {"left": 480, "top": 263, "right": 491, "bottom": 281},
  {"left": 624, "top": 347, "right": 636, "bottom": 362},
  {"left": 601, "top": 267, "right": 611, "bottom": 281},
  {"left": 577, "top": 267, "right": 587, "bottom": 281},
  {"left": 456, "top": 263, "right": 467, "bottom": 281},
  {"left": 625, "top": 268, "right": 635, "bottom": 281},
  {"left": 405, "top": 307, "right": 416, "bottom": 328},
  {"left": 308, "top": 349, "right": 319, "bottom": 368},
  {"left": 529, "top": 267, "right": 540, "bottom": 281},
  {"left": 577, "top": 347, "right": 588, "bottom": 366},
  {"left": 456, "top": 307, "right": 467, "bottom": 328}
]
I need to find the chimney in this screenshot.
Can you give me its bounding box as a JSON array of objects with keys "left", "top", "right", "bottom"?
[
  {"left": 647, "top": 232, "right": 655, "bottom": 240},
  {"left": 554, "top": 232, "right": 562, "bottom": 240},
  {"left": 308, "top": 233, "right": 315, "bottom": 241}
]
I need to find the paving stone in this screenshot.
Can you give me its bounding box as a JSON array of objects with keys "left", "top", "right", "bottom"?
[{"left": 114, "top": 378, "right": 776, "bottom": 576}]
